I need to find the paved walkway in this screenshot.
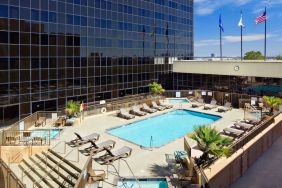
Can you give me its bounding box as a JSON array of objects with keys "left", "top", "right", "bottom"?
[
  {"left": 231, "top": 135, "right": 282, "bottom": 188},
  {"left": 48, "top": 103, "right": 245, "bottom": 187}
]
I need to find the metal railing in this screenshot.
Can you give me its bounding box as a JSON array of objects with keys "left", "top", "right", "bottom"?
[
  {"left": 0, "top": 158, "right": 26, "bottom": 188},
  {"left": 2, "top": 130, "right": 51, "bottom": 146},
  {"left": 229, "top": 112, "right": 280, "bottom": 153}
]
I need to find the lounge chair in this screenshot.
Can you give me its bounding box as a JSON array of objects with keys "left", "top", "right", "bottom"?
[
  {"left": 190, "top": 98, "right": 204, "bottom": 108},
  {"left": 234, "top": 122, "right": 254, "bottom": 131},
  {"left": 223, "top": 127, "right": 244, "bottom": 137},
  {"left": 94, "top": 146, "right": 132, "bottom": 165},
  {"left": 118, "top": 108, "right": 135, "bottom": 119},
  {"left": 141, "top": 103, "right": 157, "bottom": 113},
  {"left": 151, "top": 101, "right": 166, "bottom": 111},
  {"left": 204, "top": 99, "right": 217, "bottom": 110},
  {"left": 130, "top": 106, "right": 147, "bottom": 116},
  {"left": 217, "top": 102, "right": 232, "bottom": 112},
  {"left": 159, "top": 100, "right": 173, "bottom": 109},
  {"left": 68, "top": 132, "right": 100, "bottom": 147},
  {"left": 243, "top": 118, "right": 261, "bottom": 125},
  {"left": 80, "top": 140, "right": 116, "bottom": 156}
]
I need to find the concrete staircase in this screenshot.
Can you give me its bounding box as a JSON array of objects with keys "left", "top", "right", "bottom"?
[{"left": 16, "top": 148, "right": 82, "bottom": 188}]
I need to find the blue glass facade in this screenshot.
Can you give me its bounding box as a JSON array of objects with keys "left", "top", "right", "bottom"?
[{"left": 0, "top": 0, "right": 193, "bottom": 124}]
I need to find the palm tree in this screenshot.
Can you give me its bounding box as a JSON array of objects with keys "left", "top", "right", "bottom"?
[
  {"left": 263, "top": 96, "right": 281, "bottom": 115},
  {"left": 188, "top": 126, "right": 232, "bottom": 166},
  {"left": 65, "top": 100, "right": 80, "bottom": 118}
]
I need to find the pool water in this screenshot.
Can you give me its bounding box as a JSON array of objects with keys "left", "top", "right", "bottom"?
[
  {"left": 31, "top": 129, "right": 62, "bottom": 139},
  {"left": 247, "top": 85, "right": 282, "bottom": 94},
  {"left": 168, "top": 98, "right": 189, "bottom": 103},
  {"left": 117, "top": 179, "right": 168, "bottom": 188},
  {"left": 108, "top": 110, "right": 221, "bottom": 147}
]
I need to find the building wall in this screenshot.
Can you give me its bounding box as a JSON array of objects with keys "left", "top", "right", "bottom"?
[
  {"left": 173, "top": 61, "right": 282, "bottom": 78},
  {"left": 0, "top": 0, "right": 193, "bottom": 125}
]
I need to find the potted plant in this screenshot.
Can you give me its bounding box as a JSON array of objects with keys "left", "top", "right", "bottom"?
[
  {"left": 65, "top": 100, "right": 80, "bottom": 118},
  {"left": 188, "top": 126, "right": 232, "bottom": 167},
  {"left": 148, "top": 82, "right": 165, "bottom": 99},
  {"left": 262, "top": 96, "right": 281, "bottom": 116}
]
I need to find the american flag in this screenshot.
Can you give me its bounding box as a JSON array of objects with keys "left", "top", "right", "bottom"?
[{"left": 255, "top": 10, "right": 267, "bottom": 24}]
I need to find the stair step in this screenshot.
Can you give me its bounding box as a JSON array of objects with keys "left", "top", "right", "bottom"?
[
  {"left": 41, "top": 152, "right": 80, "bottom": 179},
  {"left": 22, "top": 159, "right": 56, "bottom": 188},
  {"left": 30, "top": 157, "right": 70, "bottom": 188},
  {"left": 34, "top": 154, "right": 76, "bottom": 187},
  {"left": 48, "top": 149, "right": 82, "bottom": 173},
  {"left": 19, "top": 164, "right": 43, "bottom": 188}
]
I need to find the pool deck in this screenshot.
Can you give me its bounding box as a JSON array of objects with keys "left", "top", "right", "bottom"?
[{"left": 46, "top": 103, "right": 246, "bottom": 187}]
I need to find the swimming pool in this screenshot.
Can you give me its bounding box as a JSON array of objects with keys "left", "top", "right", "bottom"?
[
  {"left": 31, "top": 129, "right": 62, "bottom": 139},
  {"left": 108, "top": 110, "right": 221, "bottom": 147},
  {"left": 168, "top": 98, "right": 189, "bottom": 103},
  {"left": 247, "top": 85, "right": 282, "bottom": 94},
  {"left": 117, "top": 178, "right": 168, "bottom": 188}
]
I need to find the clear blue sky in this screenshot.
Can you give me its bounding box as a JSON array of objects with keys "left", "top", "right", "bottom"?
[{"left": 194, "top": 0, "right": 282, "bottom": 57}]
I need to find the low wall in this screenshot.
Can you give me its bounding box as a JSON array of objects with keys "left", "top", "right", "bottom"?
[
  {"left": 0, "top": 146, "right": 49, "bottom": 164},
  {"left": 204, "top": 114, "right": 282, "bottom": 188}
]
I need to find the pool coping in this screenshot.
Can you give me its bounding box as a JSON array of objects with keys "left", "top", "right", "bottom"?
[
  {"left": 113, "top": 176, "right": 173, "bottom": 188},
  {"left": 107, "top": 109, "right": 222, "bottom": 149}
]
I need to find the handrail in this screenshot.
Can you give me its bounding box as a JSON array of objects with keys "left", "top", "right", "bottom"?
[
  {"left": 33, "top": 147, "right": 79, "bottom": 187},
  {"left": 0, "top": 158, "right": 26, "bottom": 188},
  {"left": 20, "top": 141, "right": 66, "bottom": 182},
  {"left": 8, "top": 145, "right": 31, "bottom": 165}
]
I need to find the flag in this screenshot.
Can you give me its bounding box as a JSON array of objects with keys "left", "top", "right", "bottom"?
[
  {"left": 238, "top": 11, "right": 244, "bottom": 28},
  {"left": 219, "top": 14, "right": 224, "bottom": 32},
  {"left": 256, "top": 9, "right": 267, "bottom": 24}
]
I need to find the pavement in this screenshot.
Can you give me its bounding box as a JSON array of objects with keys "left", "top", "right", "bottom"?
[
  {"left": 47, "top": 102, "right": 245, "bottom": 187},
  {"left": 231, "top": 135, "right": 282, "bottom": 188}
]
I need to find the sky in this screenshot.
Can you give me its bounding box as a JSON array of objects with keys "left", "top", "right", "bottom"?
[{"left": 194, "top": 0, "right": 282, "bottom": 57}]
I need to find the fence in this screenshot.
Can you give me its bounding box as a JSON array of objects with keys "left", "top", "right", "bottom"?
[
  {"left": 163, "top": 90, "right": 264, "bottom": 108},
  {"left": 0, "top": 111, "right": 63, "bottom": 146},
  {"left": 0, "top": 158, "right": 26, "bottom": 188},
  {"left": 86, "top": 94, "right": 162, "bottom": 115},
  {"left": 1, "top": 130, "right": 51, "bottom": 146}
]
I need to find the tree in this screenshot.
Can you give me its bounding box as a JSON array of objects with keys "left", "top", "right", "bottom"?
[
  {"left": 263, "top": 96, "right": 282, "bottom": 115},
  {"left": 148, "top": 82, "right": 165, "bottom": 96},
  {"left": 243, "top": 51, "right": 264, "bottom": 60},
  {"left": 276, "top": 55, "right": 282, "bottom": 60},
  {"left": 65, "top": 100, "right": 80, "bottom": 118},
  {"left": 188, "top": 126, "right": 232, "bottom": 166}
]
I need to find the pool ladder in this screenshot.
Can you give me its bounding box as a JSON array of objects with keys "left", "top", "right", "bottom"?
[{"left": 105, "top": 159, "right": 142, "bottom": 188}]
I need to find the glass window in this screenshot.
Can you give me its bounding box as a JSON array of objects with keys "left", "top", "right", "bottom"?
[
  {"left": 31, "top": 9, "right": 40, "bottom": 21},
  {"left": 41, "top": 11, "right": 48, "bottom": 22},
  {"left": 49, "top": 12, "right": 57, "bottom": 23},
  {"left": 9, "top": 6, "right": 19, "bottom": 19},
  {"left": 0, "top": 5, "right": 8, "bottom": 18},
  {"left": 67, "top": 14, "right": 74, "bottom": 24}
]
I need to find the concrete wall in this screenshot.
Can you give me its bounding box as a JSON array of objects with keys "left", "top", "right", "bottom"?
[
  {"left": 173, "top": 61, "right": 282, "bottom": 78},
  {"left": 204, "top": 114, "right": 282, "bottom": 188},
  {"left": 0, "top": 146, "right": 49, "bottom": 163}
]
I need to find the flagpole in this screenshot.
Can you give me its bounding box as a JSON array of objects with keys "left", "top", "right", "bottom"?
[
  {"left": 220, "top": 26, "right": 222, "bottom": 60},
  {"left": 240, "top": 11, "right": 243, "bottom": 61},
  {"left": 264, "top": 7, "right": 267, "bottom": 61}
]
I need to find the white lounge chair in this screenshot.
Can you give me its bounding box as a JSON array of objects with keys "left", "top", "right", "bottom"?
[
  {"left": 217, "top": 102, "right": 232, "bottom": 112},
  {"left": 223, "top": 127, "right": 244, "bottom": 137},
  {"left": 159, "top": 100, "right": 173, "bottom": 109},
  {"left": 130, "top": 106, "right": 147, "bottom": 116},
  {"left": 80, "top": 140, "right": 116, "bottom": 156},
  {"left": 204, "top": 99, "right": 217, "bottom": 110},
  {"left": 118, "top": 108, "right": 135, "bottom": 119},
  {"left": 151, "top": 101, "right": 166, "bottom": 111},
  {"left": 234, "top": 122, "right": 254, "bottom": 131},
  {"left": 190, "top": 98, "right": 204, "bottom": 108},
  {"left": 94, "top": 146, "right": 132, "bottom": 165},
  {"left": 68, "top": 132, "right": 100, "bottom": 147},
  {"left": 141, "top": 103, "right": 157, "bottom": 113}
]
